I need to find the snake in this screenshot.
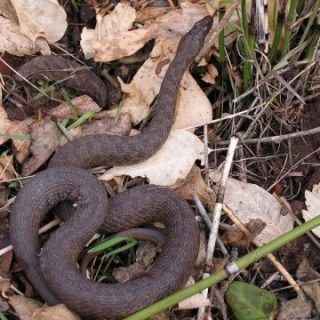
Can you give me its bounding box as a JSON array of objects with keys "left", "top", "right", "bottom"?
[{"left": 9, "top": 16, "right": 213, "bottom": 319}]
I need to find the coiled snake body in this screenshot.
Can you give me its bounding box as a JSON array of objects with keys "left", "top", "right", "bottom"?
[{"left": 10, "top": 16, "right": 213, "bottom": 319}]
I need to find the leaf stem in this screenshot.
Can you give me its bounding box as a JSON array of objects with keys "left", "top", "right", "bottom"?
[{"left": 124, "top": 215, "right": 320, "bottom": 320}]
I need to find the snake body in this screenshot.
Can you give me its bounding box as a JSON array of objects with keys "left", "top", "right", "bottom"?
[{"left": 10, "top": 16, "right": 213, "bottom": 319}]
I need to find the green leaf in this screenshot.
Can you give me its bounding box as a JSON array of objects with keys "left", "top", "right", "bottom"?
[
  {"left": 88, "top": 236, "right": 138, "bottom": 253},
  {"left": 226, "top": 281, "right": 277, "bottom": 320}
]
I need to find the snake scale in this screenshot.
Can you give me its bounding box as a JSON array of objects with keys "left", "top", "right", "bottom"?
[{"left": 9, "top": 16, "right": 213, "bottom": 319}]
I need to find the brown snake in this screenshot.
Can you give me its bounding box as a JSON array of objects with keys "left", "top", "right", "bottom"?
[{"left": 9, "top": 16, "right": 213, "bottom": 319}]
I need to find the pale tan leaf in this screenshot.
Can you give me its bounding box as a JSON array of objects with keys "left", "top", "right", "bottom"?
[
  {"left": 32, "top": 304, "right": 80, "bottom": 320},
  {"left": 174, "top": 165, "right": 216, "bottom": 209},
  {"left": 178, "top": 277, "right": 211, "bottom": 310},
  {"left": 94, "top": 28, "right": 154, "bottom": 62},
  {"left": 0, "top": 0, "right": 18, "bottom": 23},
  {"left": 47, "top": 95, "right": 101, "bottom": 118},
  {"left": 8, "top": 118, "right": 34, "bottom": 164},
  {"left": 10, "top": 0, "right": 67, "bottom": 42},
  {"left": 81, "top": 3, "right": 136, "bottom": 59},
  {"left": 22, "top": 120, "right": 58, "bottom": 176},
  {"left": 302, "top": 183, "right": 320, "bottom": 237},
  {"left": 0, "top": 17, "right": 50, "bottom": 56},
  {"left": 210, "top": 173, "right": 294, "bottom": 245},
  {"left": 9, "top": 296, "right": 41, "bottom": 320},
  {"left": 0, "top": 155, "right": 15, "bottom": 181},
  {"left": 108, "top": 40, "right": 212, "bottom": 128},
  {"left": 0, "top": 105, "right": 12, "bottom": 145},
  {"left": 100, "top": 129, "right": 210, "bottom": 186},
  {"left": 201, "top": 64, "right": 218, "bottom": 84}
]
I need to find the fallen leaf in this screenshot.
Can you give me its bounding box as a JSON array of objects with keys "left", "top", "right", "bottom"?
[
  {"left": 22, "top": 120, "right": 58, "bottom": 176},
  {"left": 222, "top": 219, "right": 266, "bottom": 248},
  {"left": 32, "top": 304, "right": 80, "bottom": 320},
  {"left": 47, "top": 95, "right": 101, "bottom": 119},
  {"left": 8, "top": 295, "right": 41, "bottom": 320},
  {"left": 0, "top": 105, "right": 12, "bottom": 145},
  {"left": 0, "top": 155, "right": 15, "bottom": 181},
  {"left": 0, "top": 16, "right": 50, "bottom": 56},
  {"left": 81, "top": 3, "right": 137, "bottom": 59},
  {"left": 302, "top": 183, "right": 320, "bottom": 237},
  {"left": 113, "top": 241, "right": 159, "bottom": 283},
  {"left": 16, "top": 56, "right": 107, "bottom": 107},
  {"left": 202, "top": 64, "right": 218, "bottom": 84},
  {"left": 209, "top": 172, "right": 294, "bottom": 245},
  {"left": 174, "top": 165, "right": 216, "bottom": 209},
  {"left": 82, "top": 113, "right": 132, "bottom": 136},
  {"left": 0, "top": 0, "right": 18, "bottom": 23},
  {"left": 296, "top": 258, "right": 320, "bottom": 314},
  {"left": 0, "top": 276, "right": 11, "bottom": 295},
  {"left": 100, "top": 129, "right": 211, "bottom": 186},
  {"left": 108, "top": 40, "right": 212, "bottom": 129},
  {"left": 8, "top": 118, "right": 34, "bottom": 164},
  {"left": 277, "top": 292, "right": 313, "bottom": 320},
  {"left": 178, "top": 277, "right": 211, "bottom": 310},
  {"left": 149, "top": 312, "right": 170, "bottom": 320},
  {"left": 10, "top": 0, "right": 67, "bottom": 42},
  {"left": 226, "top": 281, "right": 277, "bottom": 320}
]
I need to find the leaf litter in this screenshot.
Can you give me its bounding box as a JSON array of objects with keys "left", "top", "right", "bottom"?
[{"left": 0, "top": 0, "right": 319, "bottom": 319}]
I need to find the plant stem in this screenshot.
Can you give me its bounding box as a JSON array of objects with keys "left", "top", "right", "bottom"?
[
  {"left": 124, "top": 215, "right": 320, "bottom": 320},
  {"left": 218, "top": 7, "right": 227, "bottom": 80},
  {"left": 269, "top": 12, "right": 285, "bottom": 63},
  {"left": 280, "top": 0, "right": 298, "bottom": 58}
]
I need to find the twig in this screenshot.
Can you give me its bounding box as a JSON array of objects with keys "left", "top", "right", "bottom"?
[
  {"left": 0, "top": 217, "right": 61, "bottom": 257},
  {"left": 215, "top": 126, "right": 320, "bottom": 146},
  {"left": 222, "top": 204, "right": 300, "bottom": 293},
  {"left": 197, "top": 137, "right": 239, "bottom": 320},
  {"left": 193, "top": 192, "right": 228, "bottom": 256},
  {"left": 268, "top": 146, "right": 320, "bottom": 191}
]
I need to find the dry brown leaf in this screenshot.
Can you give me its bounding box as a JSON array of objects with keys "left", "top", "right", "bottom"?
[
  {"left": 0, "top": 276, "right": 11, "bottom": 295},
  {"left": 210, "top": 172, "right": 294, "bottom": 245},
  {"left": 296, "top": 259, "right": 320, "bottom": 314},
  {"left": 0, "top": 105, "right": 12, "bottom": 145},
  {"left": 82, "top": 113, "right": 132, "bottom": 136},
  {"left": 95, "top": 28, "right": 154, "bottom": 62},
  {"left": 178, "top": 277, "right": 211, "bottom": 310},
  {"left": 108, "top": 40, "right": 212, "bottom": 129},
  {"left": 113, "top": 241, "right": 159, "bottom": 283},
  {"left": 222, "top": 219, "right": 266, "bottom": 247},
  {"left": 81, "top": 3, "right": 137, "bottom": 59},
  {"left": 0, "top": 16, "right": 50, "bottom": 56},
  {"left": 10, "top": 0, "right": 67, "bottom": 42},
  {"left": 174, "top": 165, "right": 216, "bottom": 209},
  {"left": 8, "top": 118, "right": 34, "bottom": 164},
  {"left": 32, "top": 304, "right": 80, "bottom": 320},
  {"left": 0, "top": 0, "right": 18, "bottom": 23},
  {"left": 302, "top": 183, "right": 320, "bottom": 237},
  {"left": 0, "top": 155, "right": 15, "bottom": 182},
  {"left": 149, "top": 312, "right": 170, "bottom": 320},
  {"left": 22, "top": 120, "right": 58, "bottom": 176},
  {"left": 277, "top": 292, "right": 313, "bottom": 320},
  {"left": 100, "top": 129, "right": 211, "bottom": 186},
  {"left": 47, "top": 95, "right": 101, "bottom": 119},
  {"left": 202, "top": 64, "right": 218, "bottom": 84},
  {"left": 9, "top": 295, "right": 41, "bottom": 320}
]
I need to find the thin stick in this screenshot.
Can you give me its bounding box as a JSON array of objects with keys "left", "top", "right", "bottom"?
[
  {"left": 268, "top": 146, "right": 320, "bottom": 191},
  {"left": 124, "top": 216, "right": 320, "bottom": 320},
  {"left": 0, "top": 217, "right": 61, "bottom": 257},
  {"left": 223, "top": 204, "right": 300, "bottom": 293},
  {"left": 215, "top": 126, "right": 320, "bottom": 146},
  {"left": 197, "top": 137, "right": 239, "bottom": 320}
]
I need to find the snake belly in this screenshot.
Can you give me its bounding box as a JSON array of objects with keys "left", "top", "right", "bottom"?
[{"left": 9, "top": 16, "right": 213, "bottom": 319}]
